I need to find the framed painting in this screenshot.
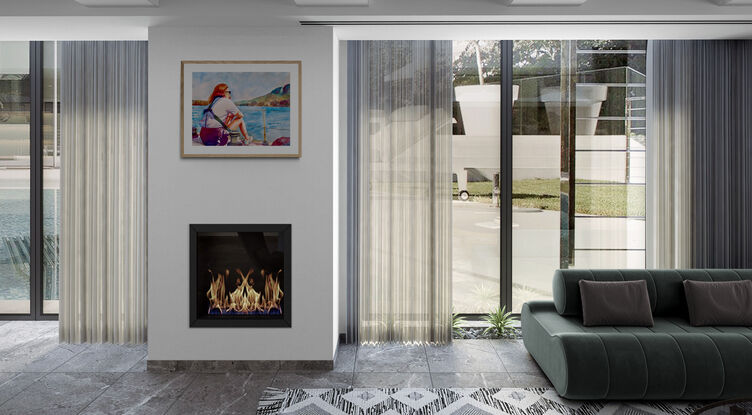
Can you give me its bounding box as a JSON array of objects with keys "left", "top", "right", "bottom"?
[{"left": 180, "top": 60, "right": 301, "bottom": 158}]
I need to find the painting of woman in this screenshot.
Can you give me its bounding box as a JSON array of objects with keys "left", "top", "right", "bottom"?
[
  {"left": 181, "top": 60, "right": 301, "bottom": 157},
  {"left": 197, "top": 83, "right": 252, "bottom": 146}
]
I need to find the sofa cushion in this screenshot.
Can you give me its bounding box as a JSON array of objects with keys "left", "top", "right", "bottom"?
[
  {"left": 579, "top": 280, "right": 654, "bottom": 326},
  {"left": 683, "top": 280, "right": 752, "bottom": 326},
  {"left": 553, "top": 269, "right": 752, "bottom": 317}
]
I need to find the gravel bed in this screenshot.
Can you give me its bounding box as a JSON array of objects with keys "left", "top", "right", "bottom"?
[{"left": 452, "top": 326, "right": 522, "bottom": 340}]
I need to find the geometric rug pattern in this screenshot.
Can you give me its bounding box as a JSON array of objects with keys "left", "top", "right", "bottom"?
[{"left": 256, "top": 387, "right": 707, "bottom": 415}]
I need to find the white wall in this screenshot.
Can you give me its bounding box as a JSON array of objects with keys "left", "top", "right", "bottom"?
[
  {"left": 331, "top": 31, "right": 341, "bottom": 351},
  {"left": 147, "top": 25, "right": 338, "bottom": 361},
  {"left": 337, "top": 41, "right": 349, "bottom": 335}
]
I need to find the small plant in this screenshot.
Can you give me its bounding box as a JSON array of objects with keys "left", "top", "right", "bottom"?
[
  {"left": 471, "top": 283, "right": 501, "bottom": 312},
  {"left": 452, "top": 308, "right": 466, "bottom": 336},
  {"left": 483, "top": 306, "right": 517, "bottom": 337}
]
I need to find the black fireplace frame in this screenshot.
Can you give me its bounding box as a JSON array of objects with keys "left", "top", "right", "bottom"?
[{"left": 189, "top": 223, "right": 292, "bottom": 328}]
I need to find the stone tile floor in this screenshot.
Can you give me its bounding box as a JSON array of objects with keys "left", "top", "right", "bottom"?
[{"left": 0, "top": 321, "right": 550, "bottom": 414}]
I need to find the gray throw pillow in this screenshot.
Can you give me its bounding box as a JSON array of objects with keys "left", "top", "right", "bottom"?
[
  {"left": 579, "top": 280, "right": 654, "bottom": 327},
  {"left": 683, "top": 280, "right": 752, "bottom": 326}
]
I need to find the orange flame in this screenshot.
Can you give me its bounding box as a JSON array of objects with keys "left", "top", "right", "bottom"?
[
  {"left": 263, "top": 269, "right": 284, "bottom": 313},
  {"left": 206, "top": 268, "right": 283, "bottom": 314}
]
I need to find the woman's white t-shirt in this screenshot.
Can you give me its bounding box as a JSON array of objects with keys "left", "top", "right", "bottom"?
[{"left": 201, "top": 97, "right": 241, "bottom": 129}]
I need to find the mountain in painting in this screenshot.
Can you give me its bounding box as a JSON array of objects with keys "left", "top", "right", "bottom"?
[{"left": 237, "top": 84, "right": 290, "bottom": 108}]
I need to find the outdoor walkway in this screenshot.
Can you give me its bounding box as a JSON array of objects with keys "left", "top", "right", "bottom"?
[{"left": 0, "top": 321, "right": 549, "bottom": 414}]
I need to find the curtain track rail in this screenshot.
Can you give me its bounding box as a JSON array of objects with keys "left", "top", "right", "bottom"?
[{"left": 300, "top": 19, "right": 752, "bottom": 26}]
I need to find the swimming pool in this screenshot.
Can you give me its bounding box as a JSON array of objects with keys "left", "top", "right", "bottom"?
[{"left": 0, "top": 189, "right": 60, "bottom": 301}]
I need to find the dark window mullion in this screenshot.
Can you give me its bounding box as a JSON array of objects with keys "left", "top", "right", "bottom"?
[
  {"left": 500, "top": 40, "right": 513, "bottom": 312},
  {"left": 29, "top": 41, "right": 44, "bottom": 320}
]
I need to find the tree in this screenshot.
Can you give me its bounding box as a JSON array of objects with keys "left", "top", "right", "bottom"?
[{"left": 453, "top": 40, "right": 501, "bottom": 86}]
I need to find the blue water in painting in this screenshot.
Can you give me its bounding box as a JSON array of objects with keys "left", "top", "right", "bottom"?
[{"left": 192, "top": 106, "right": 290, "bottom": 144}]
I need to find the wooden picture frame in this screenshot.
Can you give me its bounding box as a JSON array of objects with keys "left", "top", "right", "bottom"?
[{"left": 180, "top": 60, "right": 301, "bottom": 158}]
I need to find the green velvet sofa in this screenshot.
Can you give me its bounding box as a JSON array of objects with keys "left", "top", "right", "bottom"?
[{"left": 521, "top": 269, "right": 752, "bottom": 400}]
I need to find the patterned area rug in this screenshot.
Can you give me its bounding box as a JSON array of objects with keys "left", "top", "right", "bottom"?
[{"left": 256, "top": 387, "right": 706, "bottom": 414}]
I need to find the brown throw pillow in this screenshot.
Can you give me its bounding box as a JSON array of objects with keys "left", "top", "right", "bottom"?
[
  {"left": 683, "top": 280, "right": 752, "bottom": 326},
  {"left": 579, "top": 280, "right": 654, "bottom": 327}
]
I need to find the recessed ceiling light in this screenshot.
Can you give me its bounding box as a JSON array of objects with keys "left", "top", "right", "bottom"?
[
  {"left": 294, "top": 0, "right": 369, "bottom": 5},
  {"left": 74, "top": 0, "right": 158, "bottom": 6},
  {"left": 504, "top": 0, "right": 587, "bottom": 5},
  {"left": 710, "top": 0, "right": 752, "bottom": 4}
]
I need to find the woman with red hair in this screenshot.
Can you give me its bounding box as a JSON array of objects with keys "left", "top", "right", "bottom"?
[{"left": 198, "top": 83, "right": 252, "bottom": 146}]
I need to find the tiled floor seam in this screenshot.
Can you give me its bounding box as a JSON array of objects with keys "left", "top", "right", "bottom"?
[
  {"left": 220, "top": 373, "right": 262, "bottom": 413},
  {"left": 428, "top": 372, "right": 437, "bottom": 388},
  {"left": 355, "top": 346, "right": 363, "bottom": 381},
  {"left": 423, "top": 344, "right": 434, "bottom": 387},
  {"left": 74, "top": 378, "right": 113, "bottom": 415},
  {"left": 121, "top": 352, "right": 147, "bottom": 373},
  {"left": 353, "top": 344, "right": 361, "bottom": 374},
  {"left": 264, "top": 368, "right": 285, "bottom": 397},
  {"left": 352, "top": 344, "right": 358, "bottom": 378},
  {"left": 157, "top": 370, "right": 204, "bottom": 415},
  {"left": 72, "top": 370, "right": 131, "bottom": 415},
  {"left": 490, "top": 341, "right": 511, "bottom": 373},
  {"left": 0, "top": 373, "right": 46, "bottom": 409},
  {"left": 47, "top": 343, "right": 93, "bottom": 374}
]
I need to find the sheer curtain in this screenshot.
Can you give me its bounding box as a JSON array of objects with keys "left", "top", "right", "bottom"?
[
  {"left": 646, "top": 41, "right": 694, "bottom": 268},
  {"left": 350, "top": 41, "right": 452, "bottom": 344},
  {"left": 648, "top": 40, "right": 752, "bottom": 269},
  {"left": 688, "top": 40, "right": 752, "bottom": 268},
  {"left": 59, "top": 41, "right": 147, "bottom": 343}
]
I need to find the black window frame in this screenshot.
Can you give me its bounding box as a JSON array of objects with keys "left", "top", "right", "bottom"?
[{"left": 0, "top": 41, "right": 58, "bottom": 321}]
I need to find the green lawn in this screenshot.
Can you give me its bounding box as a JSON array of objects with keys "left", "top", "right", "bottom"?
[{"left": 453, "top": 179, "right": 645, "bottom": 217}]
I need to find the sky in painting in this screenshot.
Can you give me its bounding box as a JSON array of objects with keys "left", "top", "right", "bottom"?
[{"left": 192, "top": 71, "right": 289, "bottom": 101}]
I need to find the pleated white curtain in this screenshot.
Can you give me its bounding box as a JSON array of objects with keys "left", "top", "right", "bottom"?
[
  {"left": 352, "top": 41, "right": 452, "bottom": 344},
  {"left": 646, "top": 40, "right": 694, "bottom": 268},
  {"left": 59, "top": 41, "right": 147, "bottom": 343}
]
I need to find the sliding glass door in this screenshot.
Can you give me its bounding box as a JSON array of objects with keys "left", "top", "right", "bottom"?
[
  {"left": 509, "top": 40, "right": 562, "bottom": 310},
  {"left": 510, "top": 40, "right": 646, "bottom": 312},
  {"left": 450, "top": 39, "right": 647, "bottom": 315},
  {"left": 0, "top": 42, "right": 31, "bottom": 315},
  {"left": 451, "top": 41, "right": 502, "bottom": 313},
  {"left": 0, "top": 41, "right": 59, "bottom": 319}
]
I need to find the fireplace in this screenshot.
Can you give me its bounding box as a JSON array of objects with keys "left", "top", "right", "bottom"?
[{"left": 189, "top": 224, "right": 291, "bottom": 328}]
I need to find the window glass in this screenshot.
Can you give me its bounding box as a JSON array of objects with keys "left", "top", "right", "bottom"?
[
  {"left": 0, "top": 42, "right": 31, "bottom": 314},
  {"left": 42, "top": 41, "right": 60, "bottom": 314},
  {"left": 451, "top": 41, "right": 502, "bottom": 313}
]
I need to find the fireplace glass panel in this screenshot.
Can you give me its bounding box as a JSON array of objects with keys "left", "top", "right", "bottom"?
[{"left": 190, "top": 224, "right": 291, "bottom": 327}]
